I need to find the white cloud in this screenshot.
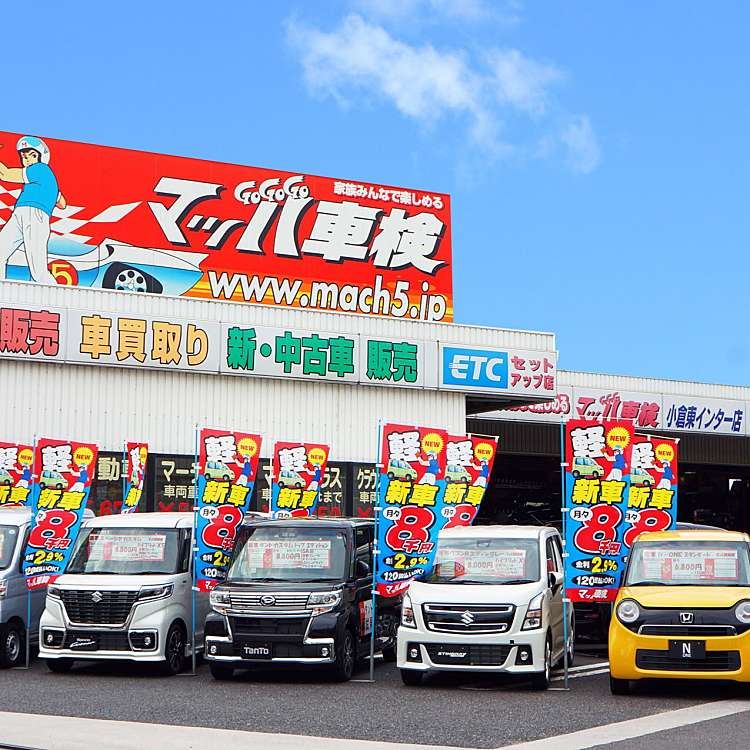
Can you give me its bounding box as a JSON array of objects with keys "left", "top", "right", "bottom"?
[
  {"left": 286, "top": 12, "right": 598, "bottom": 173},
  {"left": 354, "top": 0, "right": 504, "bottom": 23},
  {"left": 485, "top": 49, "right": 563, "bottom": 116},
  {"left": 560, "top": 115, "right": 601, "bottom": 174}
]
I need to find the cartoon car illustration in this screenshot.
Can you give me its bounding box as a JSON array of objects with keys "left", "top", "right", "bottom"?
[
  {"left": 387, "top": 459, "right": 416, "bottom": 482},
  {"left": 277, "top": 469, "right": 305, "bottom": 489},
  {"left": 445, "top": 464, "right": 471, "bottom": 484},
  {"left": 0, "top": 469, "right": 12, "bottom": 487},
  {"left": 630, "top": 467, "right": 653, "bottom": 487},
  {"left": 204, "top": 462, "right": 233, "bottom": 482},
  {"left": 39, "top": 470, "right": 66, "bottom": 490},
  {"left": 571, "top": 457, "right": 602, "bottom": 479},
  {"left": 7, "top": 237, "right": 207, "bottom": 296}
]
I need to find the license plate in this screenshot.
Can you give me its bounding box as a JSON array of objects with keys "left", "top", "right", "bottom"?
[
  {"left": 669, "top": 640, "right": 706, "bottom": 660},
  {"left": 69, "top": 637, "right": 98, "bottom": 651},
  {"left": 241, "top": 642, "right": 272, "bottom": 660}
]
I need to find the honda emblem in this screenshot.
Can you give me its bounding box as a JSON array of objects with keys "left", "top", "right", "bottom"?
[{"left": 679, "top": 612, "right": 694, "bottom": 624}]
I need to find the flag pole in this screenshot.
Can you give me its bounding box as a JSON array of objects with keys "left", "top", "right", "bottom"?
[
  {"left": 24, "top": 436, "right": 38, "bottom": 670},
  {"left": 368, "top": 419, "right": 383, "bottom": 683},
  {"left": 560, "top": 419, "right": 570, "bottom": 690},
  {"left": 191, "top": 426, "right": 199, "bottom": 676}
]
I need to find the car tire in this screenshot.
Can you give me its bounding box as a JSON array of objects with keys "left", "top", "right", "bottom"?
[
  {"left": 610, "top": 675, "right": 631, "bottom": 695},
  {"left": 331, "top": 628, "right": 356, "bottom": 682},
  {"left": 209, "top": 662, "right": 235, "bottom": 681},
  {"left": 160, "top": 623, "right": 187, "bottom": 676},
  {"left": 400, "top": 669, "right": 423, "bottom": 686},
  {"left": 564, "top": 615, "right": 575, "bottom": 668},
  {"left": 46, "top": 658, "right": 74, "bottom": 674},
  {"left": 102, "top": 263, "right": 164, "bottom": 294},
  {"left": 592, "top": 471, "right": 600, "bottom": 478},
  {"left": 530, "top": 636, "right": 552, "bottom": 690},
  {"left": 572, "top": 470, "right": 580, "bottom": 479},
  {"left": 387, "top": 472, "right": 395, "bottom": 479},
  {"left": 0, "top": 624, "right": 24, "bottom": 668}
]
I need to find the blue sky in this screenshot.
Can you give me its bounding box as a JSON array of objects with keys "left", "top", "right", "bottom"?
[{"left": 6, "top": 1, "right": 749, "bottom": 384}]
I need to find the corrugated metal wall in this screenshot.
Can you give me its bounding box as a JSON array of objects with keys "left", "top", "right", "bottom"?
[{"left": 0, "top": 359, "right": 465, "bottom": 462}]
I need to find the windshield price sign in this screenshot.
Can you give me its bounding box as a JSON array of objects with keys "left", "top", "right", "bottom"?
[
  {"left": 195, "top": 428, "right": 262, "bottom": 591},
  {"left": 121, "top": 442, "right": 148, "bottom": 514},
  {"left": 270, "top": 442, "right": 330, "bottom": 518},
  {"left": 22, "top": 438, "right": 99, "bottom": 589},
  {"left": 563, "top": 420, "right": 634, "bottom": 603},
  {"left": 0, "top": 441, "right": 34, "bottom": 507},
  {"left": 626, "top": 436, "right": 678, "bottom": 549}
]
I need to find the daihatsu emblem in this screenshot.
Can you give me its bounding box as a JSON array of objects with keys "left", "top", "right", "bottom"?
[
  {"left": 460, "top": 610, "right": 474, "bottom": 626},
  {"left": 91, "top": 591, "right": 103, "bottom": 603},
  {"left": 679, "top": 612, "right": 694, "bottom": 624},
  {"left": 260, "top": 595, "right": 276, "bottom": 606}
]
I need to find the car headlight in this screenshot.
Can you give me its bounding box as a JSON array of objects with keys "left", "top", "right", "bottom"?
[
  {"left": 522, "top": 592, "right": 544, "bottom": 630},
  {"left": 47, "top": 584, "right": 61, "bottom": 599},
  {"left": 308, "top": 590, "right": 342, "bottom": 615},
  {"left": 209, "top": 590, "right": 231, "bottom": 614},
  {"left": 401, "top": 593, "right": 416, "bottom": 628},
  {"left": 137, "top": 584, "right": 173, "bottom": 602},
  {"left": 616, "top": 599, "right": 640, "bottom": 624},
  {"left": 735, "top": 601, "right": 750, "bottom": 624}
]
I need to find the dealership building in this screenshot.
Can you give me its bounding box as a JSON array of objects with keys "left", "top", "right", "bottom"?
[{"left": 0, "top": 131, "right": 749, "bottom": 533}]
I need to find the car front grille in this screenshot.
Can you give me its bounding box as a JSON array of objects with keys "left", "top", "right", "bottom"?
[
  {"left": 228, "top": 591, "right": 310, "bottom": 614},
  {"left": 636, "top": 649, "right": 740, "bottom": 672},
  {"left": 639, "top": 625, "right": 736, "bottom": 637},
  {"left": 425, "top": 643, "right": 512, "bottom": 666},
  {"left": 422, "top": 603, "right": 516, "bottom": 634},
  {"left": 60, "top": 590, "right": 138, "bottom": 625},
  {"left": 229, "top": 616, "right": 310, "bottom": 641},
  {"left": 64, "top": 630, "right": 131, "bottom": 651}
]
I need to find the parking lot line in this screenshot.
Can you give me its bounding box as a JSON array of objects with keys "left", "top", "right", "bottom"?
[
  {"left": 495, "top": 699, "right": 750, "bottom": 749},
  {"left": 0, "top": 711, "right": 479, "bottom": 750}
]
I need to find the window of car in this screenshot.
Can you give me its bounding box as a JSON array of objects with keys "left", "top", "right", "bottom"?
[
  {"left": 355, "top": 526, "right": 373, "bottom": 575},
  {"left": 545, "top": 537, "right": 562, "bottom": 574}
]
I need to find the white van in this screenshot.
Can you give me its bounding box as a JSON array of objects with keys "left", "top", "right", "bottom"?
[
  {"left": 397, "top": 525, "right": 573, "bottom": 689},
  {"left": 39, "top": 512, "right": 209, "bottom": 675}
]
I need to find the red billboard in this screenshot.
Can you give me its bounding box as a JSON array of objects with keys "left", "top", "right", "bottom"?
[{"left": 0, "top": 131, "right": 453, "bottom": 321}]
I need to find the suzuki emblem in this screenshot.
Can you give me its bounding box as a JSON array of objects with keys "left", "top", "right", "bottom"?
[
  {"left": 679, "top": 612, "right": 694, "bottom": 624},
  {"left": 260, "top": 595, "right": 276, "bottom": 606},
  {"left": 91, "top": 591, "right": 103, "bottom": 604},
  {"left": 460, "top": 610, "right": 475, "bottom": 626}
]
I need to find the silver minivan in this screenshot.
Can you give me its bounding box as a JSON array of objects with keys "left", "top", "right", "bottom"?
[
  {"left": 0, "top": 507, "right": 44, "bottom": 667},
  {"left": 39, "top": 512, "right": 209, "bottom": 675}
]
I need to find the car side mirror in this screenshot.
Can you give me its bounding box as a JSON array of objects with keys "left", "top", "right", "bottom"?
[
  {"left": 356, "top": 560, "right": 371, "bottom": 578},
  {"left": 548, "top": 571, "right": 562, "bottom": 590}
]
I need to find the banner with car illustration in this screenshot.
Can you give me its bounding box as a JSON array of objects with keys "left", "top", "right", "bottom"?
[
  {"left": 443, "top": 434, "right": 498, "bottom": 527},
  {"left": 195, "top": 428, "right": 263, "bottom": 592},
  {"left": 270, "top": 442, "right": 330, "bottom": 518},
  {"left": 0, "top": 131, "right": 453, "bottom": 322},
  {"left": 626, "top": 435, "right": 678, "bottom": 548},
  {"left": 22, "top": 438, "right": 99, "bottom": 589},
  {"left": 0, "top": 442, "right": 35, "bottom": 507},
  {"left": 121, "top": 442, "right": 148, "bottom": 514},
  {"left": 375, "top": 423, "right": 449, "bottom": 597},
  {"left": 563, "top": 420, "right": 634, "bottom": 603}
]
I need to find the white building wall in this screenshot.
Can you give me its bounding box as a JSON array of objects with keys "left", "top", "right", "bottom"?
[{"left": 0, "top": 358, "right": 465, "bottom": 461}]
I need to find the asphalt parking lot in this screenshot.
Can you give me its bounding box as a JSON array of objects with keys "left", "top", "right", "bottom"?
[{"left": 0, "top": 650, "right": 744, "bottom": 749}]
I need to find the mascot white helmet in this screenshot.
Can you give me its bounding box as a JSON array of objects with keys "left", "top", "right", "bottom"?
[{"left": 16, "top": 136, "right": 51, "bottom": 165}]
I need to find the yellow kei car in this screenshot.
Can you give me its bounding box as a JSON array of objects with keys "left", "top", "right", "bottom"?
[{"left": 609, "top": 528, "right": 750, "bottom": 694}]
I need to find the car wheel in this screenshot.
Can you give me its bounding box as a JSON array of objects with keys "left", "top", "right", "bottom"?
[
  {"left": 56, "top": 483, "right": 64, "bottom": 490},
  {"left": 46, "top": 658, "right": 74, "bottom": 674},
  {"left": 530, "top": 636, "right": 552, "bottom": 690},
  {"left": 331, "top": 629, "right": 356, "bottom": 682},
  {"left": 209, "top": 662, "right": 234, "bottom": 681},
  {"left": 572, "top": 470, "right": 580, "bottom": 479},
  {"left": 223, "top": 474, "right": 230, "bottom": 481},
  {"left": 160, "top": 623, "right": 186, "bottom": 676},
  {"left": 102, "top": 263, "right": 163, "bottom": 294},
  {"left": 295, "top": 482, "right": 303, "bottom": 489},
  {"left": 644, "top": 479, "right": 651, "bottom": 487},
  {"left": 592, "top": 471, "right": 600, "bottom": 478},
  {"left": 400, "top": 669, "right": 423, "bottom": 686},
  {"left": 565, "top": 615, "right": 575, "bottom": 668},
  {"left": 0, "top": 624, "right": 24, "bottom": 668},
  {"left": 387, "top": 472, "right": 394, "bottom": 479},
  {"left": 610, "top": 675, "right": 631, "bottom": 695}
]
